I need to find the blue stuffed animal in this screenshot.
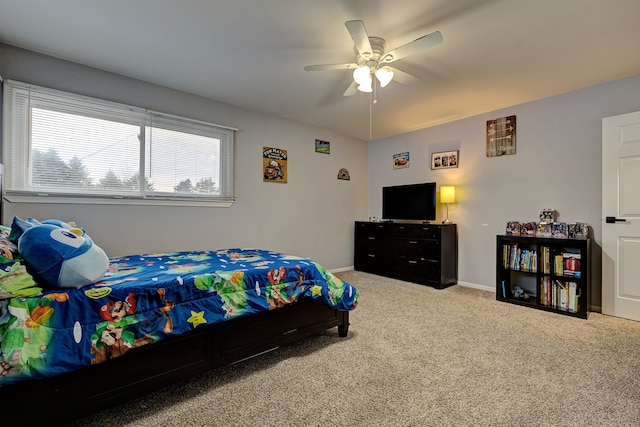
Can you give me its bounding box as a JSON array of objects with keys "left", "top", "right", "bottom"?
[{"left": 10, "top": 217, "right": 109, "bottom": 289}]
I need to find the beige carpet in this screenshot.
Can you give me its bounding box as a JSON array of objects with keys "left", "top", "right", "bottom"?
[{"left": 70, "top": 271, "right": 640, "bottom": 426}]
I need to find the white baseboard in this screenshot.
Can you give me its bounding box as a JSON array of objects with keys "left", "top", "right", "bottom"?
[
  {"left": 457, "top": 281, "right": 494, "bottom": 293},
  {"left": 330, "top": 266, "right": 354, "bottom": 273},
  {"left": 330, "top": 269, "right": 495, "bottom": 293}
]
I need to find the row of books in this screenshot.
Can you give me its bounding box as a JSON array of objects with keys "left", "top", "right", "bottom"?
[
  {"left": 504, "top": 244, "right": 581, "bottom": 278},
  {"left": 502, "top": 244, "right": 537, "bottom": 272},
  {"left": 540, "top": 278, "right": 580, "bottom": 312},
  {"left": 506, "top": 221, "right": 588, "bottom": 239},
  {"left": 540, "top": 246, "right": 581, "bottom": 277}
]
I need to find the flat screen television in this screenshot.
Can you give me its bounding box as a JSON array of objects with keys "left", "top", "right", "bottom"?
[{"left": 382, "top": 182, "right": 436, "bottom": 222}]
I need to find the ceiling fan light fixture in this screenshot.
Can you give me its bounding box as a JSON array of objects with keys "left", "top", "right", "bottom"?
[
  {"left": 375, "top": 67, "right": 394, "bottom": 87},
  {"left": 357, "top": 78, "right": 373, "bottom": 93},
  {"left": 353, "top": 65, "right": 371, "bottom": 86}
]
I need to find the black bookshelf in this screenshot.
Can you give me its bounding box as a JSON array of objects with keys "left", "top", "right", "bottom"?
[{"left": 496, "top": 235, "right": 590, "bottom": 319}]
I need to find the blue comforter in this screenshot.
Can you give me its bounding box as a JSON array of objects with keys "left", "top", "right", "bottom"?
[{"left": 0, "top": 249, "right": 358, "bottom": 384}]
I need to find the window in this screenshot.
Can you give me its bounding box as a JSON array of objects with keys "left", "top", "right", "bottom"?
[{"left": 2, "top": 80, "right": 235, "bottom": 205}]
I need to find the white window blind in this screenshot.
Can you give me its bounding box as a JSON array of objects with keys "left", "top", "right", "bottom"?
[{"left": 2, "top": 80, "right": 235, "bottom": 204}]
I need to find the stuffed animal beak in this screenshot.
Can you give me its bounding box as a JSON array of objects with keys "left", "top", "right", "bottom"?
[{"left": 69, "top": 228, "right": 84, "bottom": 237}]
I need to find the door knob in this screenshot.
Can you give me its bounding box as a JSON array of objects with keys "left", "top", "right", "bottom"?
[{"left": 606, "top": 216, "right": 627, "bottom": 223}]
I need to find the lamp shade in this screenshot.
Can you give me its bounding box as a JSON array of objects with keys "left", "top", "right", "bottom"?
[
  {"left": 357, "top": 79, "right": 373, "bottom": 93},
  {"left": 353, "top": 66, "right": 371, "bottom": 85},
  {"left": 375, "top": 67, "right": 394, "bottom": 87},
  {"left": 440, "top": 186, "right": 456, "bottom": 204}
]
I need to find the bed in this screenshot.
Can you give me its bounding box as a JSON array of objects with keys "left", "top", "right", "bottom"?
[{"left": 0, "top": 241, "right": 358, "bottom": 425}]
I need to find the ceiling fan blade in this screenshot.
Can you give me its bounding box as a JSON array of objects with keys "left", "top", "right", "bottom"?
[
  {"left": 345, "top": 20, "right": 373, "bottom": 59},
  {"left": 387, "top": 67, "right": 419, "bottom": 85},
  {"left": 343, "top": 81, "right": 358, "bottom": 96},
  {"left": 382, "top": 31, "right": 443, "bottom": 63},
  {"left": 304, "top": 63, "right": 358, "bottom": 71}
]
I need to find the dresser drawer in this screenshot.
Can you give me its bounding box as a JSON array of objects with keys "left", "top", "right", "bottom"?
[
  {"left": 391, "top": 238, "right": 440, "bottom": 260},
  {"left": 414, "top": 225, "right": 441, "bottom": 239},
  {"left": 392, "top": 257, "right": 441, "bottom": 283},
  {"left": 355, "top": 222, "right": 388, "bottom": 236},
  {"left": 355, "top": 251, "right": 390, "bottom": 274},
  {"left": 357, "top": 234, "right": 385, "bottom": 252},
  {"left": 391, "top": 223, "right": 414, "bottom": 237}
]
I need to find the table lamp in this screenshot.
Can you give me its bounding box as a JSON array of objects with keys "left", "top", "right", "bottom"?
[{"left": 440, "top": 186, "right": 456, "bottom": 224}]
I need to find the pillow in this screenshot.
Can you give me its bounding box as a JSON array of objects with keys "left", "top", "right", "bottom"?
[{"left": 10, "top": 216, "right": 109, "bottom": 289}]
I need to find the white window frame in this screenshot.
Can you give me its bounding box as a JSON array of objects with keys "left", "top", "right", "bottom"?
[{"left": 2, "top": 80, "right": 236, "bottom": 207}]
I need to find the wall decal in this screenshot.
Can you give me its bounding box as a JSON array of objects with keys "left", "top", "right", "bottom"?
[{"left": 337, "top": 168, "right": 350, "bottom": 180}]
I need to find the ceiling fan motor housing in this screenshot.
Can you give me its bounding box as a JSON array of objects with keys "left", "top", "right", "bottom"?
[{"left": 356, "top": 36, "right": 387, "bottom": 67}]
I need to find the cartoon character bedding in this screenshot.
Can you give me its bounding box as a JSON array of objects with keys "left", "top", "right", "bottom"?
[{"left": 0, "top": 220, "right": 359, "bottom": 385}]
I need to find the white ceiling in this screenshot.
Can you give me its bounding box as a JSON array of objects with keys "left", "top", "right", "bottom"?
[{"left": 1, "top": 0, "right": 639, "bottom": 141}]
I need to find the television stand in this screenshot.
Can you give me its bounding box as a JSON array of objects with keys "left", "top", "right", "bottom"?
[{"left": 354, "top": 221, "right": 457, "bottom": 289}]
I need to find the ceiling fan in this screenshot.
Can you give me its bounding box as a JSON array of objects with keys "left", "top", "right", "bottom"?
[{"left": 304, "top": 20, "right": 443, "bottom": 97}]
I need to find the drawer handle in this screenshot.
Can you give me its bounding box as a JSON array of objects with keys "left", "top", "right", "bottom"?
[
  {"left": 368, "top": 237, "right": 376, "bottom": 240},
  {"left": 409, "top": 240, "right": 418, "bottom": 244},
  {"left": 409, "top": 260, "right": 418, "bottom": 264},
  {"left": 367, "top": 254, "right": 376, "bottom": 258}
]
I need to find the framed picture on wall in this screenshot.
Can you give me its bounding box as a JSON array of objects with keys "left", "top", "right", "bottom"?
[
  {"left": 393, "top": 152, "right": 410, "bottom": 169},
  {"left": 431, "top": 150, "right": 459, "bottom": 170},
  {"left": 315, "top": 139, "right": 330, "bottom": 154}
]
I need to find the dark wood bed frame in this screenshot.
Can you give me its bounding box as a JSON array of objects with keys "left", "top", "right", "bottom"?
[{"left": 1, "top": 298, "right": 350, "bottom": 425}]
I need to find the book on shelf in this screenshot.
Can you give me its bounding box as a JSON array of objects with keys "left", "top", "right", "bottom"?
[
  {"left": 563, "top": 253, "right": 581, "bottom": 278},
  {"left": 554, "top": 253, "right": 564, "bottom": 276},
  {"left": 503, "top": 244, "right": 510, "bottom": 269},
  {"left": 540, "top": 246, "right": 551, "bottom": 274},
  {"left": 568, "top": 282, "right": 578, "bottom": 311},
  {"left": 540, "top": 276, "right": 550, "bottom": 306},
  {"left": 505, "top": 243, "right": 536, "bottom": 272},
  {"left": 542, "top": 279, "right": 579, "bottom": 312},
  {"left": 558, "top": 280, "right": 569, "bottom": 309}
]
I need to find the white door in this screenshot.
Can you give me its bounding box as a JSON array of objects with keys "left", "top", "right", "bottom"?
[{"left": 602, "top": 111, "right": 640, "bottom": 322}]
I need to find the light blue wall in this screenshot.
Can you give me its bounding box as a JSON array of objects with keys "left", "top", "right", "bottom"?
[{"left": 368, "top": 73, "right": 640, "bottom": 309}]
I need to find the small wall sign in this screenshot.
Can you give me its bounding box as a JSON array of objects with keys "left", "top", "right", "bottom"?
[
  {"left": 393, "top": 152, "right": 410, "bottom": 169},
  {"left": 315, "top": 139, "right": 330, "bottom": 154},
  {"left": 263, "top": 146, "right": 288, "bottom": 183}
]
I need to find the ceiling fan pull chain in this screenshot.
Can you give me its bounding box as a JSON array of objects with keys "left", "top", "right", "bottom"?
[
  {"left": 373, "top": 75, "right": 378, "bottom": 104},
  {"left": 369, "top": 92, "right": 373, "bottom": 141}
]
